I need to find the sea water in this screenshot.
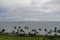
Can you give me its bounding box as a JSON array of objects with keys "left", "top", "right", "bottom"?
[{"left": 0, "top": 21, "right": 60, "bottom": 34}]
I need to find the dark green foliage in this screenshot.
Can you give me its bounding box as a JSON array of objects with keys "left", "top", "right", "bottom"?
[
  {"left": 20, "top": 29, "right": 24, "bottom": 32},
  {"left": 39, "top": 28, "right": 41, "bottom": 31},
  {"left": 44, "top": 28, "right": 47, "bottom": 32},
  {"left": 57, "top": 30, "right": 60, "bottom": 33},
  {"left": 28, "top": 32, "right": 36, "bottom": 37},
  {"left": 14, "top": 26, "right": 16, "bottom": 29},
  {"left": 24, "top": 26, "right": 29, "bottom": 29},
  {"left": 1, "top": 29, "right": 5, "bottom": 33},
  {"left": 18, "top": 26, "right": 21, "bottom": 29},
  {"left": 48, "top": 29, "right": 53, "bottom": 34},
  {"left": 1, "top": 26, "right": 60, "bottom": 40},
  {"left": 54, "top": 27, "right": 57, "bottom": 32},
  {"left": 12, "top": 30, "right": 15, "bottom": 34}
]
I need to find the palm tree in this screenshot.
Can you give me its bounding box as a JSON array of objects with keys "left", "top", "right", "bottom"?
[
  {"left": 54, "top": 27, "right": 57, "bottom": 40},
  {"left": 14, "top": 26, "right": 16, "bottom": 29},
  {"left": 13, "top": 26, "right": 17, "bottom": 34},
  {"left": 29, "top": 32, "right": 31, "bottom": 35},
  {"left": 0, "top": 28, "right": 1, "bottom": 33},
  {"left": 48, "top": 27, "right": 57, "bottom": 40},
  {"left": 48, "top": 29, "right": 53, "bottom": 40},
  {"left": 12, "top": 30, "right": 14, "bottom": 34},
  {"left": 48, "top": 29, "right": 53, "bottom": 35},
  {"left": 38, "top": 28, "right": 41, "bottom": 35},
  {"left": 19, "top": 29, "right": 25, "bottom": 36},
  {"left": 54, "top": 27, "right": 57, "bottom": 36},
  {"left": 16, "top": 26, "right": 21, "bottom": 34},
  {"left": 44, "top": 28, "right": 47, "bottom": 35},
  {"left": 32, "top": 29, "right": 36, "bottom": 33},
  {"left": 31, "top": 29, "right": 37, "bottom": 36},
  {"left": 20, "top": 29, "right": 24, "bottom": 32},
  {"left": 57, "top": 29, "right": 60, "bottom": 33},
  {"left": 16, "top": 29, "right": 19, "bottom": 34},
  {"left": 18, "top": 26, "right": 21, "bottom": 29},
  {"left": 24, "top": 26, "right": 29, "bottom": 29},
  {"left": 24, "top": 26, "right": 29, "bottom": 34},
  {"left": 43, "top": 28, "right": 47, "bottom": 40},
  {"left": 39, "top": 28, "right": 41, "bottom": 31},
  {"left": 1, "top": 29, "right": 5, "bottom": 33},
  {"left": 28, "top": 32, "right": 33, "bottom": 37},
  {"left": 57, "top": 29, "right": 60, "bottom": 36}
]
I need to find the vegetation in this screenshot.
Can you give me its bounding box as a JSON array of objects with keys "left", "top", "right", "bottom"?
[{"left": 0, "top": 26, "right": 60, "bottom": 40}]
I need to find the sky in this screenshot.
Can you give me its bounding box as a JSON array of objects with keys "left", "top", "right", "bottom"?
[{"left": 0, "top": 0, "right": 60, "bottom": 21}]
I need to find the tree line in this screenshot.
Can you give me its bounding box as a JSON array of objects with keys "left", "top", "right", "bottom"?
[
  {"left": 0, "top": 26, "right": 60, "bottom": 40},
  {"left": 0, "top": 26, "right": 60, "bottom": 36}
]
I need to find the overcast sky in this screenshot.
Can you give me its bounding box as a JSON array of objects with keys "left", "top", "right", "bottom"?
[{"left": 0, "top": 0, "right": 60, "bottom": 21}]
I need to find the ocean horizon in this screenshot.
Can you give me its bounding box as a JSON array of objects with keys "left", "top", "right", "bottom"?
[{"left": 0, "top": 21, "right": 60, "bottom": 34}]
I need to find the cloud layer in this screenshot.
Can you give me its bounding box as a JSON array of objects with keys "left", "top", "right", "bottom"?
[{"left": 0, "top": 0, "right": 60, "bottom": 21}]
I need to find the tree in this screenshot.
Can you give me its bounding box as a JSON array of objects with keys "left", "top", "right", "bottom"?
[
  {"left": 43, "top": 28, "right": 47, "bottom": 40},
  {"left": 53, "top": 27, "right": 57, "bottom": 40},
  {"left": 44, "top": 28, "right": 47, "bottom": 32},
  {"left": 12, "top": 30, "right": 15, "bottom": 34},
  {"left": 14, "top": 26, "right": 16, "bottom": 29},
  {"left": 48, "top": 27, "right": 58, "bottom": 40},
  {"left": 1, "top": 29, "right": 5, "bottom": 33},
  {"left": 31, "top": 29, "right": 37, "bottom": 36},
  {"left": 29, "top": 31, "right": 34, "bottom": 37},
  {"left": 0, "top": 28, "right": 1, "bottom": 33},
  {"left": 39, "top": 28, "right": 41, "bottom": 31},
  {"left": 25, "top": 26, "right": 29, "bottom": 29},
  {"left": 24, "top": 26, "right": 29, "bottom": 34},
  {"left": 16, "top": 29, "right": 19, "bottom": 34},
  {"left": 44, "top": 28, "right": 47, "bottom": 35},
  {"left": 13, "top": 26, "right": 17, "bottom": 34},
  {"left": 54, "top": 27, "right": 57, "bottom": 36},
  {"left": 19, "top": 29, "right": 25, "bottom": 36},
  {"left": 48, "top": 29, "right": 53, "bottom": 40},
  {"left": 57, "top": 29, "right": 60, "bottom": 36},
  {"left": 48, "top": 29, "right": 53, "bottom": 34},
  {"left": 18, "top": 26, "right": 21, "bottom": 29},
  {"left": 57, "top": 30, "right": 60, "bottom": 34},
  {"left": 38, "top": 28, "right": 41, "bottom": 35},
  {"left": 20, "top": 29, "right": 24, "bottom": 32}
]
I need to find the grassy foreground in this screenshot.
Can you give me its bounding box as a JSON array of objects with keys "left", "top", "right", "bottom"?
[
  {"left": 0, "top": 34, "right": 60, "bottom": 40},
  {"left": 0, "top": 35, "right": 43, "bottom": 40}
]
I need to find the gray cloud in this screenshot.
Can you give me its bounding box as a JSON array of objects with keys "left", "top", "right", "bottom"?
[{"left": 0, "top": 0, "right": 60, "bottom": 21}]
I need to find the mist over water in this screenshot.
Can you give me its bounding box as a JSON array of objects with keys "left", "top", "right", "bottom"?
[{"left": 0, "top": 21, "right": 60, "bottom": 34}]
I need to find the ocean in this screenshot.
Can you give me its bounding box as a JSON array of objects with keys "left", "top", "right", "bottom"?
[{"left": 0, "top": 21, "right": 60, "bottom": 34}]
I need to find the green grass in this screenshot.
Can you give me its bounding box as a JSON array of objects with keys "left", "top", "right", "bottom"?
[
  {"left": 0, "top": 35, "right": 43, "bottom": 40},
  {"left": 0, "top": 34, "right": 60, "bottom": 40}
]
